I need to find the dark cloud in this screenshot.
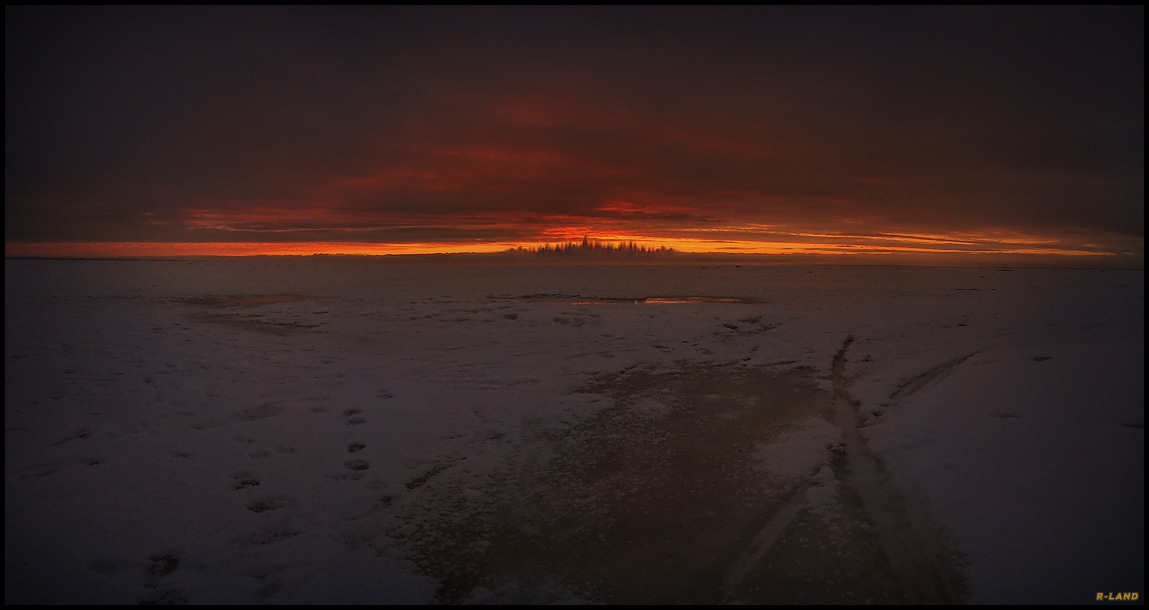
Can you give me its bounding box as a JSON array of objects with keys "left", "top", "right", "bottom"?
[{"left": 5, "top": 7, "right": 1143, "bottom": 253}]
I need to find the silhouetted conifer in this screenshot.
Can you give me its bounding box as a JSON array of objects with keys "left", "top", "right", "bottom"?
[{"left": 504, "top": 238, "right": 675, "bottom": 258}]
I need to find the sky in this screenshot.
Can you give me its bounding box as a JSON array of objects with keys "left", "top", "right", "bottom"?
[{"left": 4, "top": 7, "right": 1144, "bottom": 261}]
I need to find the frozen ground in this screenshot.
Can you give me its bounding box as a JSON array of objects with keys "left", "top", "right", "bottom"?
[{"left": 4, "top": 260, "right": 1143, "bottom": 604}]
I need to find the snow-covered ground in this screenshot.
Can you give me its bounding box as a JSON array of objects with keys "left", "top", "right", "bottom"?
[{"left": 5, "top": 260, "right": 1143, "bottom": 603}]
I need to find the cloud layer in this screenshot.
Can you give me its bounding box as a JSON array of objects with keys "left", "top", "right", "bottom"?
[{"left": 5, "top": 7, "right": 1144, "bottom": 257}]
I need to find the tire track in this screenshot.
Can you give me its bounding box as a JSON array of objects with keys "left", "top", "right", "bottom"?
[
  {"left": 719, "top": 481, "right": 812, "bottom": 599},
  {"left": 890, "top": 352, "right": 979, "bottom": 400},
  {"left": 831, "top": 335, "right": 968, "bottom": 603}
]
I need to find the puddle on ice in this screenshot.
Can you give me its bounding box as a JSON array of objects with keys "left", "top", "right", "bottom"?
[
  {"left": 640, "top": 296, "right": 754, "bottom": 304},
  {"left": 394, "top": 361, "right": 964, "bottom": 603},
  {"left": 506, "top": 294, "right": 758, "bottom": 305}
]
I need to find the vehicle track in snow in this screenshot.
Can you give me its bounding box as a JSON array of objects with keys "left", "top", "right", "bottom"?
[
  {"left": 830, "top": 335, "right": 968, "bottom": 603},
  {"left": 393, "top": 337, "right": 967, "bottom": 603}
]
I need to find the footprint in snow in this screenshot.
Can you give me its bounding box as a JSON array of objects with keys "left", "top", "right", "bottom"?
[
  {"left": 146, "top": 553, "right": 179, "bottom": 578},
  {"left": 247, "top": 497, "right": 288, "bottom": 513},
  {"left": 231, "top": 472, "right": 261, "bottom": 489}
]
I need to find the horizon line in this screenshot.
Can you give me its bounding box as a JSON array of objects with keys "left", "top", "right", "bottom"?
[{"left": 4, "top": 240, "right": 1143, "bottom": 270}]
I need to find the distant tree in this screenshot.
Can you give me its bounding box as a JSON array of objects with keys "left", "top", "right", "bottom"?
[{"left": 503, "top": 239, "right": 675, "bottom": 259}]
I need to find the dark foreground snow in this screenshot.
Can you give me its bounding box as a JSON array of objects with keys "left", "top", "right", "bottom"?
[{"left": 5, "top": 260, "right": 1143, "bottom": 603}]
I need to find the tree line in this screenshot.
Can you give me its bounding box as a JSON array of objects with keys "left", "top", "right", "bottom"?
[{"left": 505, "top": 236, "right": 675, "bottom": 258}]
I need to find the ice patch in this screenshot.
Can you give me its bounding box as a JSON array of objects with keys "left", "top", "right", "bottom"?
[
  {"left": 803, "top": 465, "right": 840, "bottom": 509},
  {"left": 630, "top": 397, "right": 672, "bottom": 419},
  {"left": 754, "top": 417, "right": 842, "bottom": 483}
]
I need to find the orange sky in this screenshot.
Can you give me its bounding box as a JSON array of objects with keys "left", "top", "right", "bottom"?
[{"left": 6, "top": 228, "right": 1139, "bottom": 265}]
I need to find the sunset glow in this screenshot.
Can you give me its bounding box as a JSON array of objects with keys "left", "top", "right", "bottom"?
[
  {"left": 5, "top": 7, "right": 1142, "bottom": 265},
  {"left": 4, "top": 228, "right": 1132, "bottom": 262}
]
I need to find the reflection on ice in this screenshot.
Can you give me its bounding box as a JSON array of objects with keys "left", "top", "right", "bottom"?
[
  {"left": 517, "top": 294, "right": 758, "bottom": 305},
  {"left": 642, "top": 296, "right": 756, "bottom": 304}
]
